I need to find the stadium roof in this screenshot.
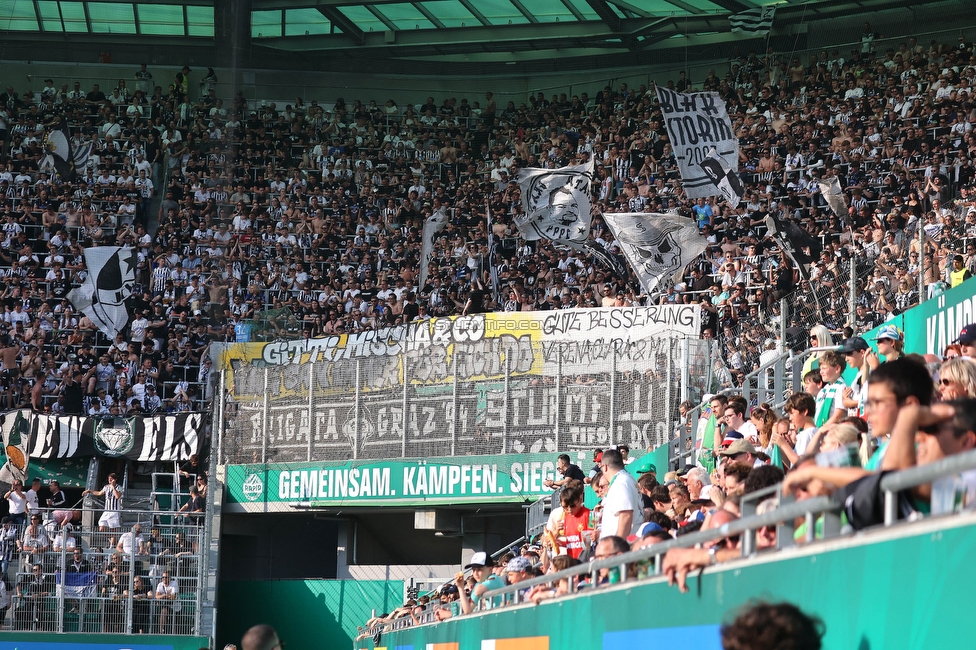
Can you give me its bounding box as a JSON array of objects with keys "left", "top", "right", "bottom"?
[{"left": 0, "top": 0, "right": 957, "bottom": 72}]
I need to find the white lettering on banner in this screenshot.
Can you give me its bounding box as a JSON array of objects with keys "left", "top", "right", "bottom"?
[
  {"left": 402, "top": 464, "right": 499, "bottom": 497},
  {"left": 278, "top": 467, "right": 396, "bottom": 500},
  {"left": 925, "top": 294, "right": 976, "bottom": 355},
  {"left": 656, "top": 86, "right": 738, "bottom": 200},
  {"left": 509, "top": 461, "right": 556, "bottom": 494}
]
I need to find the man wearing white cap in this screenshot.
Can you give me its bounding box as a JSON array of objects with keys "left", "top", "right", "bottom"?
[{"left": 454, "top": 551, "right": 504, "bottom": 614}]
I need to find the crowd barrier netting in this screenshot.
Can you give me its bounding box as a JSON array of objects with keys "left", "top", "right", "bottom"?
[{"left": 212, "top": 306, "right": 710, "bottom": 464}]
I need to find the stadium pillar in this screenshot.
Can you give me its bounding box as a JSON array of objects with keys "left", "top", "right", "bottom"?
[{"left": 214, "top": 0, "right": 252, "bottom": 70}]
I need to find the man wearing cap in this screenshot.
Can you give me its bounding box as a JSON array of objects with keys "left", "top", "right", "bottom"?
[
  {"left": 504, "top": 556, "right": 534, "bottom": 599},
  {"left": 841, "top": 337, "right": 872, "bottom": 417},
  {"left": 874, "top": 324, "right": 904, "bottom": 364},
  {"left": 955, "top": 324, "right": 976, "bottom": 358},
  {"left": 719, "top": 439, "right": 763, "bottom": 468},
  {"left": 454, "top": 551, "right": 504, "bottom": 614}
]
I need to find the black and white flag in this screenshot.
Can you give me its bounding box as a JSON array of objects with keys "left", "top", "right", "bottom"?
[
  {"left": 67, "top": 246, "right": 138, "bottom": 339},
  {"left": 40, "top": 121, "right": 92, "bottom": 181},
  {"left": 27, "top": 413, "right": 93, "bottom": 459},
  {"left": 93, "top": 413, "right": 202, "bottom": 462},
  {"left": 763, "top": 214, "right": 822, "bottom": 281},
  {"left": 516, "top": 159, "right": 594, "bottom": 245},
  {"left": 700, "top": 148, "right": 744, "bottom": 206},
  {"left": 602, "top": 212, "right": 708, "bottom": 294},
  {"left": 818, "top": 175, "right": 848, "bottom": 219},
  {"left": 419, "top": 207, "right": 450, "bottom": 290},
  {"left": 729, "top": 7, "right": 776, "bottom": 35},
  {"left": 655, "top": 87, "right": 738, "bottom": 200}
]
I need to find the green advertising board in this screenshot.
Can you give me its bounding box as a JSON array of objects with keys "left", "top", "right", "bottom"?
[
  {"left": 353, "top": 515, "right": 976, "bottom": 650},
  {"left": 864, "top": 274, "right": 976, "bottom": 356},
  {"left": 225, "top": 451, "right": 602, "bottom": 510}
]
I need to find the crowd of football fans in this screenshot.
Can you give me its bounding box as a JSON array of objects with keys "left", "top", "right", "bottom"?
[
  {"left": 4, "top": 31, "right": 976, "bottom": 411},
  {"left": 361, "top": 328, "right": 976, "bottom": 632},
  {"left": 354, "top": 29, "right": 976, "bottom": 633}
]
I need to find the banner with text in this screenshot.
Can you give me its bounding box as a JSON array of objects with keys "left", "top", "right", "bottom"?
[
  {"left": 213, "top": 306, "right": 705, "bottom": 464},
  {"left": 655, "top": 86, "right": 738, "bottom": 200},
  {"left": 225, "top": 452, "right": 584, "bottom": 510}
]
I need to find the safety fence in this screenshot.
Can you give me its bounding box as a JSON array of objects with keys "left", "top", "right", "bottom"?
[
  {"left": 0, "top": 508, "right": 208, "bottom": 636},
  {"left": 212, "top": 306, "right": 710, "bottom": 465}
]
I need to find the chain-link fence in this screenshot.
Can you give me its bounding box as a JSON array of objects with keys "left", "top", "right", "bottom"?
[{"left": 214, "top": 307, "right": 711, "bottom": 464}]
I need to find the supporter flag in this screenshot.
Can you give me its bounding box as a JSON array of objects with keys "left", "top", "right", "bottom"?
[
  {"left": 40, "top": 121, "right": 92, "bottom": 182},
  {"left": 56, "top": 570, "right": 98, "bottom": 599},
  {"left": 763, "top": 213, "right": 822, "bottom": 280},
  {"left": 516, "top": 159, "right": 594, "bottom": 245},
  {"left": 27, "top": 413, "right": 93, "bottom": 459},
  {"left": 818, "top": 175, "right": 848, "bottom": 219},
  {"left": 93, "top": 413, "right": 201, "bottom": 462},
  {"left": 699, "top": 148, "right": 744, "bottom": 206},
  {"left": 419, "top": 207, "right": 450, "bottom": 290},
  {"left": 0, "top": 410, "right": 28, "bottom": 485},
  {"left": 655, "top": 86, "right": 738, "bottom": 200},
  {"left": 729, "top": 7, "right": 776, "bottom": 35},
  {"left": 602, "top": 212, "right": 707, "bottom": 294},
  {"left": 67, "top": 246, "right": 138, "bottom": 339}
]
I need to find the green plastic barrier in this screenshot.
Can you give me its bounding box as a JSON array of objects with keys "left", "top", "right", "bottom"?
[{"left": 354, "top": 516, "right": 976, "bottom": 650}]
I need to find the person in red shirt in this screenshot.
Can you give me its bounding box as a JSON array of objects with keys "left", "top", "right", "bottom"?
[{"left": 555, "top": 480, "right": 591, "bottom": 559}]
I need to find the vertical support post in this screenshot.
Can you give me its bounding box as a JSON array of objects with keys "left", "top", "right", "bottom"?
[
  {"left": 665, "top": 344, "right": 673, "bottom": 454},
  {"left": 56, "top": 544, "right": 65, "bottom": 633},
  {"left": 502, "top": 356, "right": 510, "bottom": 454},
  {"left": 609, "top": 349, "right": 618, "bottom": 444},
  {"left": 216, "top": 369, "right": 226, "bottom": 467},
  {"left": 354, "top": 358, "right": 361, "bottom": 460},
  {"left": 401, "top": 358, "right": 409, "bottom": 458},
  {"left": 307, "top": 361, "right": 315, "bottom": 462},
  {"left": 779, "top": 298, "right": 787, "bottom": 347},
  {"left": 848, "top": 255, "right": 857, "bottom": 327},
  {"left": 554, "top": 346, "right": 562, "bottom": 452},
  {"left": 451, "top": 352, "right": 458, "bottom": 456},
  {"left": 918, "top": 225, "right": 926, "bottom": 305},
  {"left": 261, "top": 368, "right": 269, "bottom": 464},
  {"left": 680, "top": 338, "right": 690, "bottom": 403}
]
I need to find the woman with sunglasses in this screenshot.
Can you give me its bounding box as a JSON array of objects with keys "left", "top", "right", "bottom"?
[{"left": 938, "top": 357, "right": 976, "bottom": 400}]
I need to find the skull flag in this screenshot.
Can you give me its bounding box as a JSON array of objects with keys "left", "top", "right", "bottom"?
[
  {"left": 67, "top": 247, "right": 138, "bottom": 339},
  {"left": 602, "top": 212, "right": 708, "bottom": 294}
]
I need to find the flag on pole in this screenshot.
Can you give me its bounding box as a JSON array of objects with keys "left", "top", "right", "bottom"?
[
  {"left": 602, "top": 212, "right": 707, "bottom": 294},
  {"left": 729, "top": 7, "right": 776, "bottom": 34},
  {"left": 67, "top": 247, "right": 138, "bottom": 339},
  {"left": 699, "top": 148, "right": 744, "bottom": 206},
  {"left": 419, "top": 207, "right": 450, "bottom": 290},
  {"left": 516, "top": 160, "right": 594, "bottom": 245},
  {"left": 40, "top": 121, "right": 92, "bottom": 181},
  {"left": 818, "top": 175, "right": 848, "bottom": 219},
  {"left": 763, "top": 214, "right": 823, "bottom": 282}
]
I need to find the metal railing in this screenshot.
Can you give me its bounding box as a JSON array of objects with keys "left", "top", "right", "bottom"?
[{"left": 362, "top": 446, "right": 976, "bottom": 642}]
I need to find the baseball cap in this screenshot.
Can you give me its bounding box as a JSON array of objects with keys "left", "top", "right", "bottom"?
[
  {"left": 955, "top": 323, "right": 976, "bottom": 345},
  {"left": 874, "top": 324, "right": 903, "bottom": 342},
  {"left": 721, "top": 430, "right": 744, "bottom": 447},
  {"left": 840, "top": 336, "right": 869, "bottom": 354},
  {"left": 719, "top": 439, "right": 759, "bottom": 457},
  {"left": 627, "top": 521, "right": 666, "bottom": 543},
  {"left": 631, "top": 455, "right": 657, "bottom": 475},
  {"left": 464, "top": 551, "right": 495, "bottom": 569},
  {"left": 506, "top": 557, "right": 533, "bottom": 573}
]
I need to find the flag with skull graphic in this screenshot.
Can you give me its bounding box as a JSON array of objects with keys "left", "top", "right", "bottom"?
[
  {"left": 67, "top": 247, "right": 138, "bottom": 339},
  {"left": 602, "top": 212, "right": 708, "bottom": 294}
]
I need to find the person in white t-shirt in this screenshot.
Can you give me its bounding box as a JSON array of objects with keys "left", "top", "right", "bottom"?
[
  {"left": 598, "top": 448, "right": 643, "bottom": 539},
  {"left": 724, "top": 397, "right": 759, "bottom": 444}
]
